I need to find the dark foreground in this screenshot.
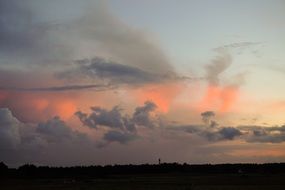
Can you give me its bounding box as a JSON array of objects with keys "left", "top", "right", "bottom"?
[
  {"left": 2, "top": 173, "right": 285, "bottom": 190},
  {"left": 1, "top": 163, "right": 285, "bottom": 189}
]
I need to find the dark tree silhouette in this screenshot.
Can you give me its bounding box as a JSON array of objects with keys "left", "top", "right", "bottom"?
[
  {"left": 0, "top": 162, "right": 8, "bottom": 170},
  {"left": 1, "top": 162, "right": 285, "bottom": 178}
]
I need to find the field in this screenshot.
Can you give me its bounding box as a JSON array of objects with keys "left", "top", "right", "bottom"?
[{"left": 1, "top": 173, "right": 285, "bottom": 190}]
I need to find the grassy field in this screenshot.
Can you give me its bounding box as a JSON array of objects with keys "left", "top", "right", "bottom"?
[{"left": 1, "top": 173, "right": 285, "bottom": 190}]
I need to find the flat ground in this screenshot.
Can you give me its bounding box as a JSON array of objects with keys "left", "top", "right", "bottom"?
[{"left": 1, "top": 173, "right": 285, "bottom": 190}]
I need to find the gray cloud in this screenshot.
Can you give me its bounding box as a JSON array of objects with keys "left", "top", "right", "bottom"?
[
  {"left": 167, "top": 125, "right": 204, "bottom": 134},
  {"left": 74, "top": 1, "right": 173, "bottom": 75},
  {"left": 0, "top": 0, "right": 184, "bottom": 93},
  {"left": 0, "top": 0, "right": 38, "bottom": 54},
  {"left": 0, "top": 108, "right": 21, "bottom": 149},
  {"left": 0, "top": 0, "right": 72, "bottom": 67},
  {"left": 216, "top": 127, "right": 242, "bottom": 141},
  {"left": 2, "top": 106, "right": 285, "bottom": 167},
  {"left": 169, "top": 124, "right": 242, "bottom": 142},
  {"left": 205, "top": 52, "right": 232, "bottom": 85},
  {"left": 57, "top": 57, "right": 174, "bottom": 86},
  {"left": 0, "top": 108, "right": 89, "bottom": 166},
  {"left": 76, "top": 101, "right": 159, "bottom": 144},
  {"left": 132, "top": 101, "right": 158, "bottom": 128},
  {"left": 201, "top": 111, "right": 216, "bottom": 126},
  {"left": 0, "top": 84, "right": 111, "bottom": 92},
  {"left": 36, "top": 116, "right": 86, "bottom": 143},
  {"left": 76, "top": 101, "right": 159, "bottom": 131},
  {"left": 76, "top": 106, "right": 132, "bottom": 130},
  {"left": 88, "top": 108, "right": 240, "bottom": 143},
  {"left": 103, "top": 130, "right": 138, "bottom": 145},
  {"left": 241, "top": 125, "right": 285, "bottom": 143},
  {"left": 213, "top": 42, "right": 262, "bottom": 52}
]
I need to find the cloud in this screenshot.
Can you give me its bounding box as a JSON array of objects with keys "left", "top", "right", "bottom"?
[
  {"left": 74, "top": 1, "right": 174, "bottom": 75},
  {"left": 0, "top": 0, "right": 72, "bottom": 66},
  {"left": 0, "top": 108, "right": 89, "bottom": 166},
  {"left": 0, "top": 90, "right": 81, "bottom": 122},
  {"left": 217, "top": 127, "right": 242, "bottom": 140},
  {"left": 242, "top": 125, "right": 285, "bottom": 143},
  {"left": 76, "top": 101, "right": 159, "bottom": 144},
  {"left": 76, "top": 106, "right": 133, "bottom": 131},
  {"left": 2, "top": 106, "right": 285, "bottom": 166},
  {"left": 53, "top": 1, "right": 196, "bottom": 89},
  {"left": 57, "top": 57, "right": 174, "bottom": 86},
  {"left": 76, "top": 105, "right": 243, "bottom": 145},
  {"left": 205, "top": 52, "right": 232, "bottom": 86},
  {"left": 201, "top": 111, "right": 216, "bottom": 125},
  {"left": 132, "top": 101, "right": 158, "bottom": 128},
  {"left": 103, "top": 130, "right": 138, "bottom": 144},
  {"left": 36, "top": 116, "right": 86, "bottom": 143},
  {"left": 213, "top": 42, "right": 262, "bottom": 52},
  {"left": 0, "top": 108, "right": 21, "bottom": 149},
  {"left": 167, "top": 124, "right": 203, "bottom": 134},
  {"left": 169, "top": 124, "right": 242, "bottom": 142},
  {"left": 76, "top": 101, "right": 159, "bottom": 131},
  {"left": 200, "top": 51, "right": 244, "bottom": 112},
  {"left": 0, "top": 0, "right": 38, "bottom": 54},
  {"left": 0, "top": 84, "right": 111, "bottom": 92}
]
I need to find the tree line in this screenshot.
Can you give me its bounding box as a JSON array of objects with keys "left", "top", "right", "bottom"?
[{"left": 1, "top": 162, "right": 285, "bottom": 178}]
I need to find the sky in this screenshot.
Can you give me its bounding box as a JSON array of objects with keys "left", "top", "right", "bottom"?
[{"left": 0, "top": 0, "right": 285, "bottom": 167}]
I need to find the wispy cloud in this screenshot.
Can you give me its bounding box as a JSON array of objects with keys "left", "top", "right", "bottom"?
[
  {"left": 0, "top": 84, "right": 112, "bottom": 92},
  {"left": 213, "top": 42, "right": 263, "bottom": 52}
]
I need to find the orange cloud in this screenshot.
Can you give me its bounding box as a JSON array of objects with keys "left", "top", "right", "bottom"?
[
  {"left": 0, "top": 91, "right": 80, "bottom": 122},
  {"left": 54, "top": 100, "right": 77, "bottom": 120},
  {"left": 229, "top": 149, "right": 285, "bottom": 157},
  {"left": 0, "top": 91, "right": 8, "bottom": 103},
  {"left": 34, "top": 98, "right": 49, "bottom": 111},
  {"left": 220, "top": 86, "right": 239, "bottom": 112},
  {"left": 133, "top": 83, "right": 184, "bottom": 113},
  {"left": 199, "top": 85, "right": 239, "bottom": 113}
]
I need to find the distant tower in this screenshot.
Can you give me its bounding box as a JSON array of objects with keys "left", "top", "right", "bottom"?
[{"left": 158, "top": 158, "right": 161, "bottom": 165}]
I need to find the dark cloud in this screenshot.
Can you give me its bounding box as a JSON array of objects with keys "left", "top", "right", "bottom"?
[
  {"left": 209, "top": 120, "right": 219, "bottom": 128},
  {"left": 36, "top": 116, "right": 86, "bottom": 143},
  {"left": 2, "top": 106, "right": 285, "bottom": 166},
  {"left": 57, "top": 57, "right": 183, "bottom": 86},
  {"left": 103, "top": 130, "right": 138, "bottom": 144},
  {"left": 76, "top": 106, "right": 132, "bottom": 131},
  {"left": 76, "top": 101, "right": 159, "bottom": 144},
  {"left": 0, "top": 108, "right": 89, "bottom": 166},
  {"left": 76, "top": 101, "right": 159, "bottom": 131},
  {"left": 248, "top": 133, "right": 285, "bottom": 143},
  {"left": 169, "top": 124, "right": 242, "bottom": 142},
  {"left": 58, "top": 57, "right": 163, "bottom": 85},
  {"left": 217, "top": 127, "right": 242, "bottom": 140},
  {"left": 132, "top": 101, "right": 158, "bottom": 128},
  {"left": 201, "top": 111, "right": 216, "bottom": 126},
  {"left": 242, "top": 125, "right": 285, "bottom": 143},
  {"left": 75, "top": 105, "right": 242, "bottom": 144},
  {"left": 0, "top": 84, "right": 111, "bottom": 92},
  {"left": 167, "top": 125, "right": 204, "bottom": 134}
]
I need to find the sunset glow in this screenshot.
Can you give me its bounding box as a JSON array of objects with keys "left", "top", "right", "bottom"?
[{"left": 0, "top": 0, "right": 285, "bottom": 167}]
